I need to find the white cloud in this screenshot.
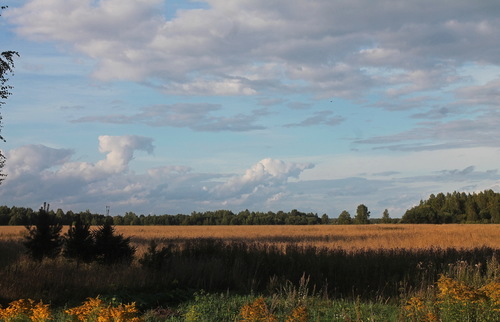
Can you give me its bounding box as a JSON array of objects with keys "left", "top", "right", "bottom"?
[
  {"left": 0, "top": 138, "right": 316, "bottom": 214},
  {"left": 2, "top": 137, "right": 500, "bottom": 217},
  {"left": 96, "top": 135, "right": 154, "bottom": 172},
  {"left": 9, "top": 0, "right": 500, "bottom": 99},
  {"left": 4, "top": 0, "right": 500, "bottom": 218},
  {"left": 211, "top": 158, "right": 314, "bottom": 198},
  {"left": 5, "top": 144, "right": 72, "bottom": 177},
  {"left": 56, "top": 135, "right": 154, "bottom": 180}
]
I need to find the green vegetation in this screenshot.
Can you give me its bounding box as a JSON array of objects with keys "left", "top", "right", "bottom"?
[
  {"left": 24, "top": 206, "right": 135, "bottom": 266},
  {"left": 3, "top": 189, "right": 500, "bottom": 226},
  {"left": 1, "top": 221, "right": 499, "bottom": 320},
  {"left": 403, "top": 190, "right": 500, "bottom": 224},
  {"left": 0, "top": 242, "right": 498, "bottom": 320},
  {"left": 0, "top": 207, "right": 328, "bottom": 226},
  {"left": 23, "top": 203, "right": 63, "bottom": 261},
  {"left": 0, "top": 5, "right": 19, "bottom": 183}
]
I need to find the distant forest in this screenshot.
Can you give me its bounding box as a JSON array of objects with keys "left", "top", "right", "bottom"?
[
  {"left": 1, "top": 190, "right": 500, "bottom": 225},
  {"left": 401, "top": 190, "right": 500, "bottom": 224}
]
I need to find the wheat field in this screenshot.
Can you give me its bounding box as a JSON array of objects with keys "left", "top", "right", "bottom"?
[{"left": 2, "top": 224, "right": 499, "bottom": 252}]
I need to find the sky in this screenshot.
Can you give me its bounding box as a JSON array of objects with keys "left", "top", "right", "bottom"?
[{"left": 1, "top": 0, "right": 500, "bottom": 218}]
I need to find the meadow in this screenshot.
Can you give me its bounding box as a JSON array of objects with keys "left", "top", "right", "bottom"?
[{"left": 0, "top": 224, "right": 499, "bottom": 320}]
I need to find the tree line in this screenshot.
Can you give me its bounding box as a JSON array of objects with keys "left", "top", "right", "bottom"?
[
  {"left": 402, "top": 190, "right": 500, "bottom": 224},
  {"left": 5, "top": 189, "right": 500, "bottom": 226},
  {"left": 0, "top": 204, "right": 396, "bottom": 226}
]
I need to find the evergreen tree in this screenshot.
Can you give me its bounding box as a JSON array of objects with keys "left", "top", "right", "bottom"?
[
  {"left": 63, "top": 215, "right": 95, "bottom": 265},
  {"left": 93, "top": 218, "right": 135, "bottom": 265},
  {"left": 24, "top": 203, "right": 62, "bottom": 261}
]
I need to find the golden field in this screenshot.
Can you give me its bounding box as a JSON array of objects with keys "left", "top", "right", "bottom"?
[{"left": 3, "top": 224, "right": 499, "bottom": 252}]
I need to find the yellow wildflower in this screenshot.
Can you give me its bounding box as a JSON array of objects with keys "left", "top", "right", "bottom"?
[
  {"left": 65, "top": 296, "right": 141, "bottom": 321},
  {"left": 240, "top": 297, "right": 277, "bottom": 321},
  {"left": 286, "top": 305, "right": 307, "bottom": 322}
]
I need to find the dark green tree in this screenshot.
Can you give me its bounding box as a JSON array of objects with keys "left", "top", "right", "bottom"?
[
  {"left": 0, "top": 6, "right": 19, "bottom": 183},
  {"left": 337, "top": 210, "right": 353, "bottom": 225},
  {"left": 63, "top": 215, "right": 95, "bottom": 265},
  {"left": 354, "top": 204, "right": 370, "bottom": 224},
  {"left": 24, "top": 203, "right": 63, "bottom": 261},
  {"left": 93, "top": 218, "right": 135, "bottom": 265}
]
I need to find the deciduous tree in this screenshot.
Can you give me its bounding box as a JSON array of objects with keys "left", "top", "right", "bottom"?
[
  {"left": 381, "top": 209, "right": 391, "bottom": 223},
  {"left": 0, "top": 6, "right": 19, "bottom": 183},
  {"left": 354, "top": 204, "right": 370, "bottom": 224},
  {"left": 337, "top": 210, "right": 352, "bottom": 225}
]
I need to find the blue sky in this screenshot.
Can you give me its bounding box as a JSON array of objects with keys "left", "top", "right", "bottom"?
[{"left": 1, "top": 0, "right": 500, "bottom": 217}]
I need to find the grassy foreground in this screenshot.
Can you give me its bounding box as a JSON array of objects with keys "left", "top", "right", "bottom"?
[{"left": 0, "top": 225, "right": 499, "bottom": 320}]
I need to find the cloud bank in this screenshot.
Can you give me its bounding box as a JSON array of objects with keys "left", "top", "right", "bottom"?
[{"left": 1, "top": 135, "right": 316, "bottom": 214}]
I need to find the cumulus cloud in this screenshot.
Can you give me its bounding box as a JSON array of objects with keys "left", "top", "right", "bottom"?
[
  {"left": 2, "top": 137, "right": 499, "bottom": 217},
  {"left": 1, "top": 135, "right": 154, "bottom": 205},
  {"left": 211, "top": 158, "right": 314, "bottom": 198},
  {"left": 56, "top": 135, "right": 154, "bottom": 180},
  {"left": 0, "top": 137, "right": 316, "bottom": 214},
  {"left": 5, "top": 145, "right": 73, "bottom": 177}
]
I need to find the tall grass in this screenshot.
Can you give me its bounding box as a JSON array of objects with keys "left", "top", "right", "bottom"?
[
  {"left": 1, "top": 237, "right": 498, "bottom": 308},
  {"left": 0, "top": 224, "right": 499, "bottom": 317}
]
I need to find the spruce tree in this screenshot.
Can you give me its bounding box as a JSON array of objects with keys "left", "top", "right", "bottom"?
[
  {"left": 93, "top": 218, "right": 135, "bottom": 265},
  {"left": 63, "top": 215, "right": 95, "bottom": 265},
  {"left": 24, "top": 203, "right": 62, "bottom": 261}
]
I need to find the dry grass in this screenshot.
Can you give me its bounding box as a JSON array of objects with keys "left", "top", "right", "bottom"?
[
  {"left": 1, "top": 225, "right": 499, "bottom": 304},
  {"left": 2, "top": 224, "right": 499, "bottom": 254},
  {"left": 115, "top": 224, "right": 500, "bottom": 252}
]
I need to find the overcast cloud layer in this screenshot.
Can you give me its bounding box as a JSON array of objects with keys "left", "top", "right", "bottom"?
[{"left": 1, "top": 0, "right": 500, "bottom": 217}]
